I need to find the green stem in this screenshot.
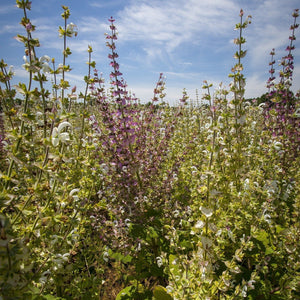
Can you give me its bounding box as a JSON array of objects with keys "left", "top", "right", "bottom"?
[
  {"left": 29, "top": 179, "right": 58, "bottom": 238},
  {"left": 62, "top": 17, "right": 67, "bottom": 110},
  {"left": 12, "top": 195, "right": 32, "bottom": 225},
  {"left": 76, "top": 48, "right": 92, "bottom": 162}
]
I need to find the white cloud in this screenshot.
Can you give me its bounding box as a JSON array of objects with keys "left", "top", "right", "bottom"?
[
  {"left": 88, "top": 2, "right": 107, "bottom": 9},
  {"left": 88, "top": 0, "right": 125, "bottom": 9},
  {"left": 12, "top": 67, "right": 28, "bottom": 80},
  {"left": 292, "top": 63, "right": 300, "bottom": 93},
  {"left": 0, "top": 4, "right": 15, "bottom": 15},
  {"left": 77, "top": 17, "right": 107, "bottom": 34},
  {"left": 116, "top": 0, "right": 238, "bottom": 52},
  {"left": 164, "top": 71, "right": 202, "bottom": 79},
  {"left": 0, "top": 23, "right": 20, "bottom": 35},
  {"left": 130, "top": 83, "right": 186, "bottom": 105},
  {"left": 244, "top": 74, "right": 267, "bottom": 99}
]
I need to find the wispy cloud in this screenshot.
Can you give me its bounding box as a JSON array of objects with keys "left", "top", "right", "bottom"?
[
  {"left": 77, "top": 17, "right": 107, "bottom": 34},
  {"left": 13, "top": 66, "right": 31, "bottom": 81},
  {"left": 0, "top": 24, "right": 20, "bottom": 35},
  {"left": 0, "top": 4, "right": 15, "bottom": 15},
  {"left": 164, "top": 71, "right": 203, "bottom": 80},
  {"left": 245, "top": 0, "right": 299, "bottom": 67},
  {"left": 88, "top": 0, "right": 125, "bottom": 9},
  {"left": 245, "top": 74, "right": 267, "bottom": 99},
  {"left": 130, "top": 83, "right": 188, "bottom": 104},
  {"left": 116, "top": 0, "right": 238, "bottom": 51}
]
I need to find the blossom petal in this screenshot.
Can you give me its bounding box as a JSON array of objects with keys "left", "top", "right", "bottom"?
[
  {"left": 59, "top": 132, "right": 70, "bottom": 143},
  {"left": 195, "top": 220, "right": 205, "bottom": 229},
  {"left": 52, "top": 136, "right": 59, "bottom": 147},
  {"left": 200, "top": 206, "right": 213, "bottom": 218},
  {"left": 57, "top": 121, "right": 72, "bottom": 134}
]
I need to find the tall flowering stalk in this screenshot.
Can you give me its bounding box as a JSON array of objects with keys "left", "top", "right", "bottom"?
[
  {"left": 92, "top": 17, "right": 178, "bottom": 222},
  {"left": 105, "top": 17, "right": 142, "bottom": 199},
  {"left": 153, "top": 73, "right": 166, "bottom": 102},
  {"left": 264, "top": 9, "right": 299, "bottom": 171},
  {"left": 0, "top": 60, "right": 16, "bottom": 131},
  {"left": 76, "top": 45, "right": 95, "bottom": 162},
  {"left": 230, "top": 9, "right": 251, "bottom": 135},
  {"left": 0, "top": 105, "right": 4, "bottom": 163},
  {"left": 59, "top": 5, "right": 77, "bottom": 111},
  {"left": 228, "top": 9, "right": 251, "bottom": 191},
  {"left": 266, "top": 48, "right": 276, "bottom": 93},
  {"left": 0, "top": 60, "right": 16, "bottom": 166}
]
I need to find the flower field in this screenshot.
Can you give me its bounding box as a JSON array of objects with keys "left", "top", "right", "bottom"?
[{"left": 0, "top": 1, "right": 299, "bottom": 299}]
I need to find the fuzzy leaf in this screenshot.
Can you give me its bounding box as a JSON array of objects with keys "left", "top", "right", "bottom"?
[{"left": 153, "top": 285, "right": 173, "bottom": 300}]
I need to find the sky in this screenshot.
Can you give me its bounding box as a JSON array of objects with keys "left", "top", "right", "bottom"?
[{"left": 0, "top": 0, "right": 299, "bottom": 105}]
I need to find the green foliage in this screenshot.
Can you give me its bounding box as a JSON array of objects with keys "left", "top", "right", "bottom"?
[
  {"left": 116, "top": 284, "right": 153, "bottom": 300},
  {"left": 153, "top": 285, "right": 173, "bottom": 300}
]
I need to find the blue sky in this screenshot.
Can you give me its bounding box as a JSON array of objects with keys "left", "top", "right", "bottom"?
[{"left": 0, "top": 0, "right": 299, "bottom": 104}]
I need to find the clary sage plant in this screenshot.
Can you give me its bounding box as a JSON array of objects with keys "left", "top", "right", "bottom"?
[{"left": 0, "top": 1, "right": 299, "bottom": 299}]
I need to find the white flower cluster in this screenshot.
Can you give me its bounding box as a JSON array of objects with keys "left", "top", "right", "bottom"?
[{"left": 52, "top": 121, "right": 72, "bottom": 147}]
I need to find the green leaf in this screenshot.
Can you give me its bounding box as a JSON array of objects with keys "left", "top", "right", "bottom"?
[
  {"left": 129, "top": 223, "right": 145, "bottom": 239},
  {"left": 32, "top": 294, "right": 66, "bottom": 300},
  {"left": 116, "top": 285, "right": 136, "bottom": 300},
  {"left": 153, "top": 285, "right": 173, "bottom": 300},
  {"left": 43, "top": 295, "right": 61, "bottom": 300},
  {"left": 122, "top": 254, "right": 133, "bottom": 264},
  {"left": 147, "top": 226, "right": 159, "bottom": 239}
]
